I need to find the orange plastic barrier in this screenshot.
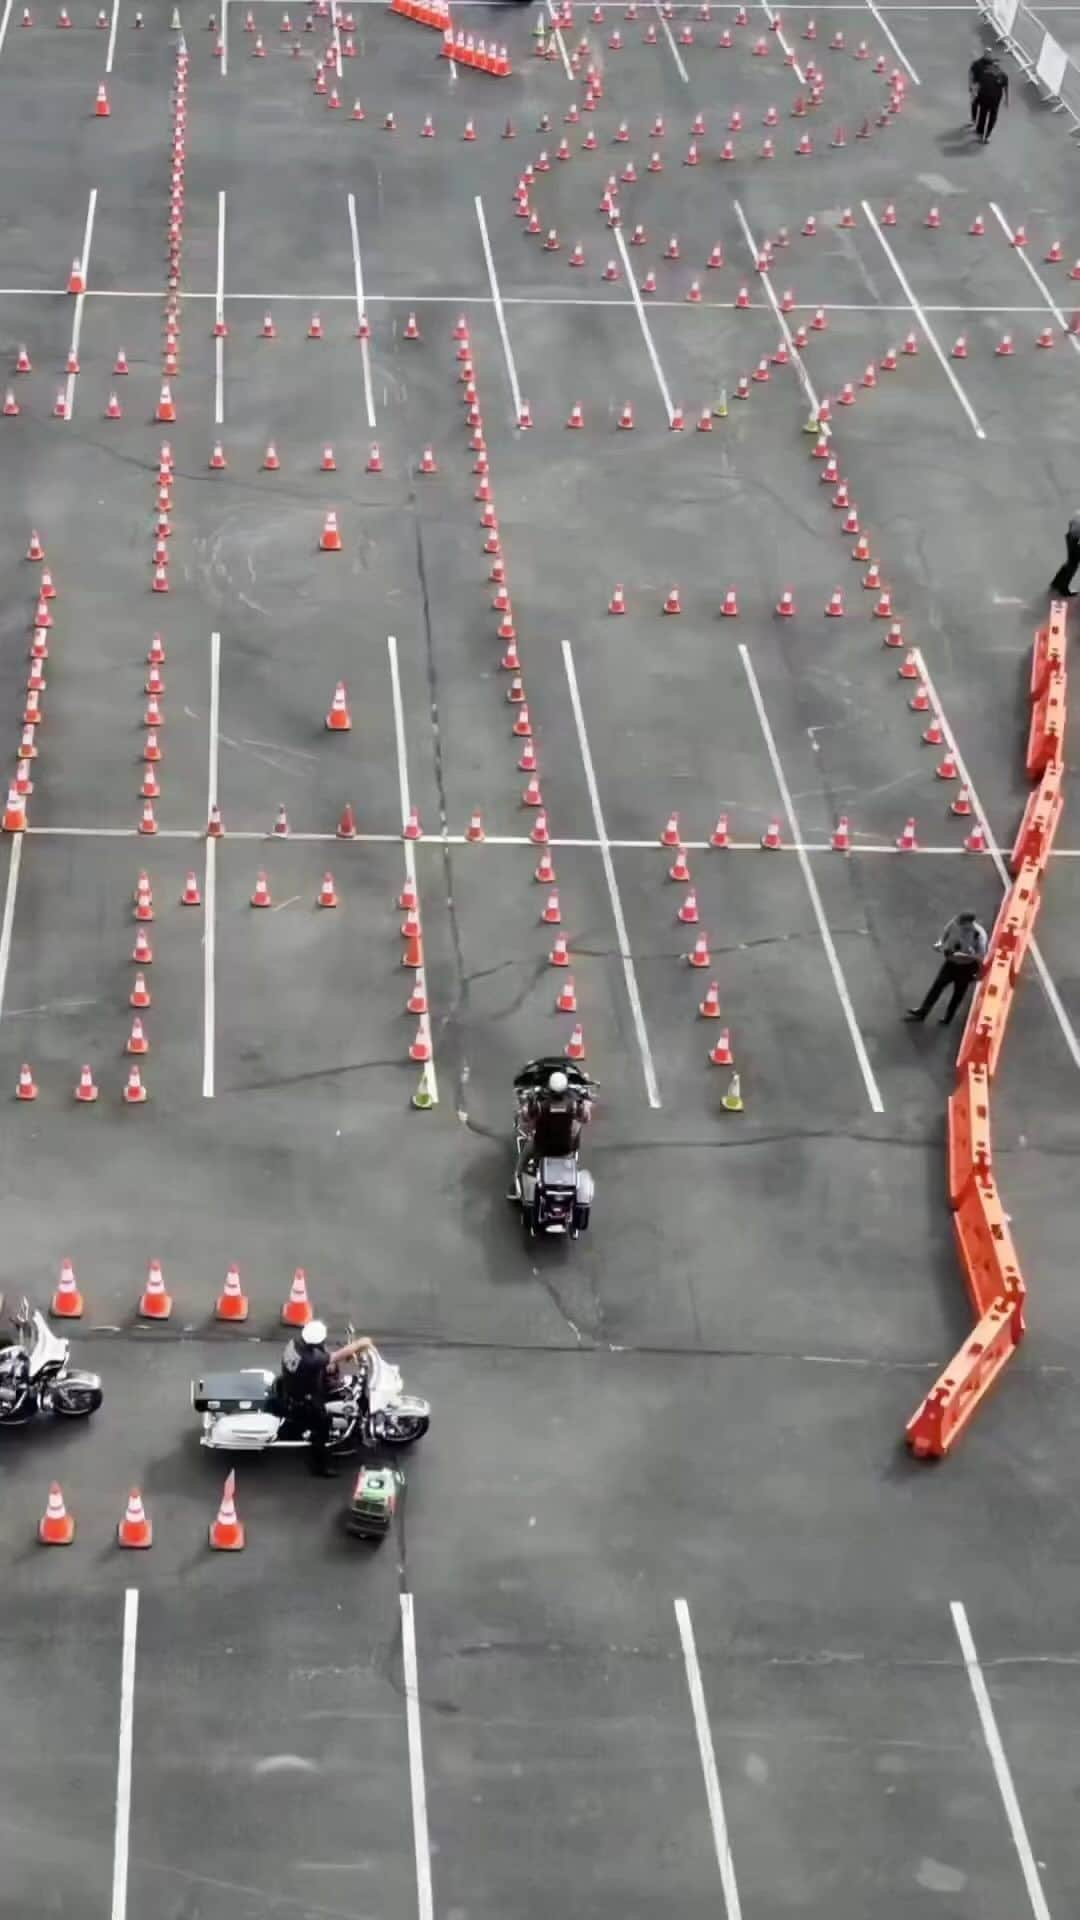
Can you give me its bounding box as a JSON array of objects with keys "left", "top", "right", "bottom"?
[
  {"left": 952, "top": 1170, "right": 1025, "bottom": 1321},
  {"left": 1010, "top": 760, "right": 1064, "bottom": 874},
  {"left": 1025, "top": 662, "right": 1067, "bottom": 779},
  {"left": 1030, "top": 603, "right": 1068, "bottom": 700},
  {"left": 905, "top": 1294, "right": 1024, "bottom": 1459},
  {"left": 955, "top": 947, "right": 1014, "bottom": 1077},
  {"left": 946, "top": 1063, "right": 991, "bottom": 1210},
  {"left": 988, "top": 860, "right": 1042, "bottom": 986}
]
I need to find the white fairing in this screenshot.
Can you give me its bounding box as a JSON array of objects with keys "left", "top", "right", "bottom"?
[
  {"left": 367, "top": 1348, "right": 405, "bottom": 1415},
  {"left": 28, "top": 1312, "right": 69, "bottom": 1380}
]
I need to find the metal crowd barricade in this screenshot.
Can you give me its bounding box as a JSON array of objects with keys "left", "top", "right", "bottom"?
[{"left": 977, "top": 0, "right": 1080, "bottom": 135}]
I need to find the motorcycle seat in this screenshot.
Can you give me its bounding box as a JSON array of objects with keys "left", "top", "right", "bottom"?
[
  {"left": 540, "top": 1155, "right": 578, "bottom": 1189},
  {"left": 191, "top": 1368, "right": 276, "bottom": 1414}
]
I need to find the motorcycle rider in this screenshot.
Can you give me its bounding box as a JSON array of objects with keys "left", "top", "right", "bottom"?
[
  {"left": 278, "top": 1321, "right": 374, "bottom": 1477},
  {"left": 0, "top": 1294, "right": 30, "bottom": 1420},
  {"left": 509, "top": 1066, "right": 590, "bottom": 1200}
]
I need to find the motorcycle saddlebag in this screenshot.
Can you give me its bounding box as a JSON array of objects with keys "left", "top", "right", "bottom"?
[{"left": 191, "top": 1369, "right": 276, "bottom": 1415}]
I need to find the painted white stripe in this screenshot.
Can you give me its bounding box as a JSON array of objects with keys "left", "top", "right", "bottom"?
[
  {"left": 203, "top": 631, "right": 221, "bottom": 1100},
  {"left": 19, "top": 824, "right": 1072, "bottom": 856},
  {"left": 329, "top": 0, "right": 342, "bottom": 63},
  {"left": 0, "top": 832, "right": 24, "bottom": 1021},
  {"left": 739, "top": 644, "right": 884, "bottom": 1113},
  {"left": 474, "top": 195, "right": 523, "bottom": 422},
  {"left": 388, "top": 636, "right": 437, "bottom": 1104},
  {"left": 544, "top": 0, "right": 573, "bottom": 79},
  {"left": 950, "top": 1602, "right": 1053, "bottom": 1920},
  {"left": 733, "top": 200, "right": 822, "bottom": 423},
  {"left": 760, "top": 0, "right": 805, "bottom": 81},
  {"left": 401, "top": 1593, "right": 435, "bottom": 1920},
  {"left": 612, "top": 224, "right": 676, "bottom": 424},
  {"left": 110, "top": 1588, "right": 139, "bottom": 1920},
  {"left": 105, "top": 0, "right": 121, "bottom": 73},
  {"left": 866, "top": 0, "right": 920, "bottom": 81},
  {"left": 675, "top": 1599, "right": 743, "bottom": 1920},
  {"left": 64, "top": 187, "right": 98, "bottom": 422},
  {"left": 215, "top": 191, "right": 225, "bottom": 428},
  {"left": 562, "top": 640, "right": 662, "bottom": 1109},
  {"left": 914, "top": 648, "right": 1080, "bottom": 1072},
  {"left": 219, "top": 0, "right": 228, "bottom": 71},
  {"left": 653, "top": 0, "right": 690, "bottom": 80},
  {"left": 989, "top": 202, "right": 1080, "bottom": 355},
  {"left": 346, "top": 192, "right": 377, "bottom": 428},
  {"left": 861, "top": 201, "right": 986, "bottom": 439},
  {"left": 0, "top": 0, "right": 14, "bottom": 58}
]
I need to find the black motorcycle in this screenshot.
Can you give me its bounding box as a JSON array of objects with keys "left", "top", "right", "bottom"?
[{"left": 511, "top": 1057, "right": 596, "bottom": 1238}]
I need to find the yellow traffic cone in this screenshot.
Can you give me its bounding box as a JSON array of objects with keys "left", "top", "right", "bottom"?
[
  {"left": 712, "top": 385, "right": 728, "bottom": 419},
  {"left": 721, "top": 1071, "right": 744, "bottom": 1113},
  {"left": 411, "top": 1062, "right": 437, "bottom": 1111}
]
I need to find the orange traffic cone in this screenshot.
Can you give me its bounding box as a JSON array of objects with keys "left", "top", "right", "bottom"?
[
  {"left": 15, "top": 1063, "right": 38, "bottom": 1101},
  {"left": 209, "top": 1469, "right": 245, "bottom": 1550},
  {"left": 251, "top": 870, "right": 272, "bottom": 908},
  {"left": 74, "top": 1063, "right": 99, "bottom": 1103},
  {"left": 117, "top": 1488, "right": 153, "bottom": 1549},
  {"left": 95, "top": 81, "right": 110, "bottom": 115},
  {"left": 708, "top": 1027, "right": 734, "bottom": 1066},
  {"left": 319, "top": 511, "right": 342, "bottom": 551},
  {"left": 39, "top": 1481, "right": 76, "bottom": 1545},
  {"left": 699, "top": 981, "right": 721, "bottom": 1018},
  {"left": 216, "top": 1263, "right": 249, "bottom": 1321},
  {"left": 281, "top": 1268, "right": 312, "bottom": 1326},
  {"left": 139, "top": 1259, "right": 171, "bottom": 1317},
  {"left": 317, "top": 872, "right": 338, "bottom": 908},
  {"left": 49, "top": 1257, "right": 83, "bottom": 1318},
  {"left": 326, "top": 681, "right": 351, "bottom": 730},
  {"left": 564, "top": 1023, "right": 586, "bottom": 1061}
]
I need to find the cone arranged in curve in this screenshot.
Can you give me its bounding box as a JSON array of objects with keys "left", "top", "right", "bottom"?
[
  {"left": 140, "top": 1260, "right": 170, "bottom": 1316},
  {"left": 281, "top": 1267, "right": 312, "bottom": 1326},
  {"left": 216, "top": 1263, "right": 249, "bottom": 1321},
  {"left": 326, "top": 681, "right": 351, "bottom": 730},
  {"left": 52, "top": 1258, "right": 84, "bottom": 1317}
]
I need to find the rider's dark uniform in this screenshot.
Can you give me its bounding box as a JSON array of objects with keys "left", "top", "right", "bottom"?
[{"left": 279, "top": 1336, "right": 335, "bottom": 1476}]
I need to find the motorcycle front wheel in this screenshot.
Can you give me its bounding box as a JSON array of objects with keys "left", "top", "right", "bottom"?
[
  {"left": 52, "top": 1383, "right": 103, "bottom": 1417},
  {"left": 380, "top": 1414, "right": 430, "bottom": 1446}
]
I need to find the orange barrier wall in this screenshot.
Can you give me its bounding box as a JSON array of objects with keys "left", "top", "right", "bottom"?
[{"left": 906, "top": 605, "right": 1067, "bottom": 1458}]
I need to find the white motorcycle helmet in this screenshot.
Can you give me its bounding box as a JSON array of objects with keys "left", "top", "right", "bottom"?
[
  {"left": 547, "top": 1070, "right": 569, "bottom": 1096},
  {"left": 301, "top": 1319, "right": 328, "bottom": 1347}
]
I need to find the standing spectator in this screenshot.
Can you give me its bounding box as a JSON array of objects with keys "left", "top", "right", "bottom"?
[
  {"left": 973, "top": 59, "right": 1009, "bottom": 142},
  {"left": 904, "top": 912, "right": 989, "bottom": 1027},
  {"left": 1050, "top": 508, "right": 1080, "bottom": 597}
]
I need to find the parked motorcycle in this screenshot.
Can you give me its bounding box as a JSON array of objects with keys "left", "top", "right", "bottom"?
[
  {"left": 512, "top": 1056, "right": 595, "bottom": 1239},
  {"left": 0, "top": 1294, "right": 104, "bottom": 1426},
  {"left": 192, "top": 1342, "right": 430, "bottom": 1454}
]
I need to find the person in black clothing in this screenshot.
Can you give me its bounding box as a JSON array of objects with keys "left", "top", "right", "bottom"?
[
  {"left": 969, "top": 50, "right": 994, "bottom": 122},
  {"left": 973, "top": 59, "right": 1008, "bottom": 142},
  {"left": 1050, "top": 510, "right": 1080, "bottom": 596},
  {"left": 509, "top": 1067, "right": 589, "bottom": 1199},
  {"left": 279, "top": 1321, "right": 374, "bottom": 1476},
  {"left": 904, "top": 911, "right": 989, "bottom": 1027}
]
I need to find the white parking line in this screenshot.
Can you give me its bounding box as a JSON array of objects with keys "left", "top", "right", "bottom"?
[
  {"left": 914, "top": 648, "right": 1080, "bottom": 1073},
  {"left": 950, "top": 1602, "right": 1053, "bottom": 1920},
  {"left": 865, "top": 0, "right": 920, "bottom": 81},
  {"left": 544, "top": 0, "right": 573, "bottom": 79},
  {"left": 612, "top": 225, "right": 676, "bottom": 424},
  {"left": 105, "top": 0, "right": 121, "bottom": 73},
  {"left": 862, "top": 201, "right": 986, "bottom": 440},
  {"left": 562, "top": 640, "right": 662, "bottom": 1109},
  {"left": 739, "top": 644, "right": 885, "bottom": 1113},
  {"left": 675, "top": 1599, "right": 743, "bottom": 1920},
  {"left": 653, "top": 1, "right": 690, "bottom": 80},
  {"left": 388, "top": 635, "right": 437, "bottom": 1104},
  {"left": 203, "top": 631, "right": 221, "bottom": 1100},
  {"left": 346, "top": 191, "right": 377, "bottom": 428},
  {"left": 0, "top": 0, "right": 15, "bottom": 57},
  {"left": 400, "top": 1593, "right": 435, "bottom": 1920},
  {"left": 474, "top": 194, "right": 523, "bottom": 423},
  {"left": 733, "top": 200, "right": 822, "bottom": 423},
  {"left": 220, "top": 0, "right": 228, "bottom": 72},
  {"left": 0, "top": 833, "right": 24, "bottom": 1022},
  {"left": 64, "top": 187, "right": 98, "bottom": 422},
  {"left": 760, "top": 0, "right": 805, "bottom": 81},
  {"left": 215, "top": 191, "right": 225, "bottom": 428},
  {"left": 989, "top": 202, "right": 1080, "bottom": 355},
  {"left": 110, "top": 1587, "right": 139, "bottom": 1920}
]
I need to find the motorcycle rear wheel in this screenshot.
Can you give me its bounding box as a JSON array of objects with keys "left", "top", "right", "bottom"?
[{"left": 52, "top": 1384, "right": 103, "bottom": 1417}]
